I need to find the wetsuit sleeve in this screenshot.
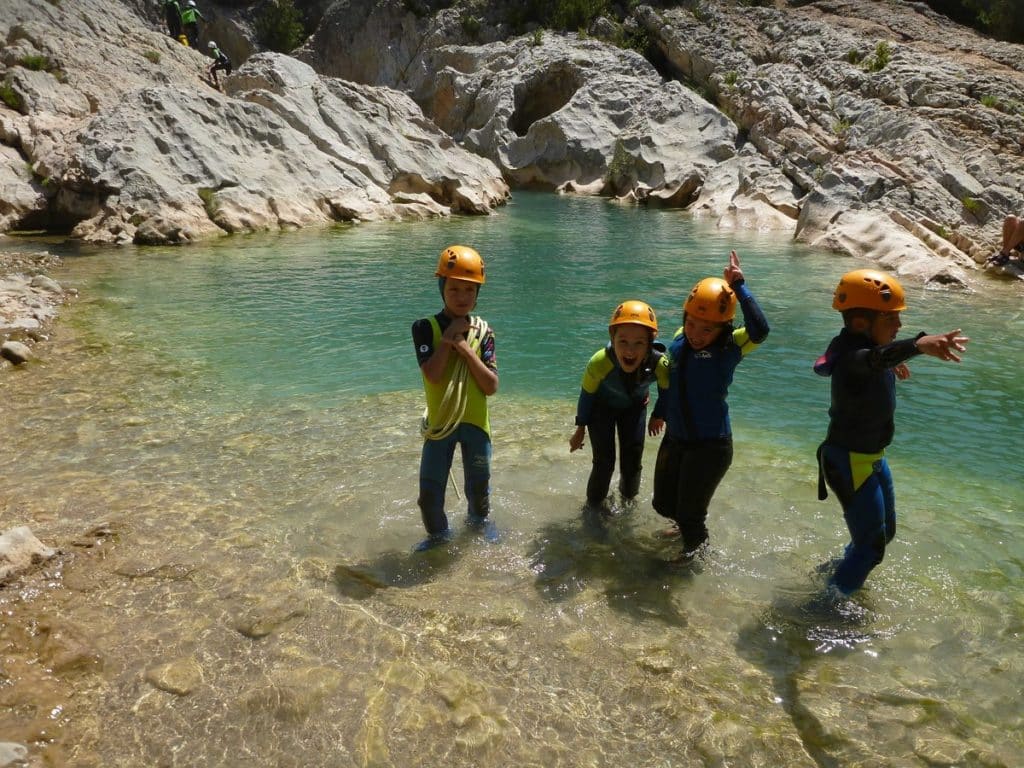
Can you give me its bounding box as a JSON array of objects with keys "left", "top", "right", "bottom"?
[
  {"left": 412, "top": 319, "right": 435, "bottom": 366},
  {"left": 479, "top": 326, "right": 497, "bottom": 372},
  {"left": 650, "top": 353, "right": 670, "bottom": 420},
  {"left": 575, "top": 348, "right": 613, "bottom": 426},
  {"left": 855, "top": 334, "right": 924, "bottom": 372},
  {"left": 732, "top": 280, "right": 769, "bottom": 353},
  {"left": 580, "top": 348, "right": 614, "bottom": 393}
]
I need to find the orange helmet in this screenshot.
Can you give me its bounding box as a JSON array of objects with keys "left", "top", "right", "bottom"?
[
  {"left": 435, "top": 245, "right": 485, "bottom": 285},
  {"left": 609, "top": 300, "right": 658, "bottom": 335},
  {"left": 684, "top": 278, "right": 736, "bottom": 322},
  {"left": 832, "top": 269, "right": 906, "bottom": 312}
]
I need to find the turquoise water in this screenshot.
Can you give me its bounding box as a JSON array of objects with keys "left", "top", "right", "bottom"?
[{"left": 2, "top": 191, "right": 1022, "bottom": 766}]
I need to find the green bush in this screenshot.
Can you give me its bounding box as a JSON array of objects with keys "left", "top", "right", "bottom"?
[
  {"left": 507, "top": 0, "right": 609, "bottom": 32},
  {"left": 961, "top": 195, "right": 983, "bottom": 217},
  {"left": 0, "top": 80, "right": 23, "bottom": 111},
  {"left": 461, "top": 12, "right": 481, "bottom": 41},
  {"left": 256, "top": 0, "right": 306, "bottom": 54},
  {"left": 920, "top": 1, "right": 1024, "bottom": 44},
  {"left": 144, "top": 50, "right": 161, "bottom": 64},
  {"left": 864, "top": 40, "right": 892, "bottom": 72},
  {"left": 18, "top": 54, "right": 51, "bottom": 71}
]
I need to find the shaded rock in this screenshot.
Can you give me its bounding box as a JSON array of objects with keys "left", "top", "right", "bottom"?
[
  {"left": 0, "top": 340, "right": 32, "bottom": 364},
  {"left": 34, "top": 620, "right": 104, "bottom": 677}
]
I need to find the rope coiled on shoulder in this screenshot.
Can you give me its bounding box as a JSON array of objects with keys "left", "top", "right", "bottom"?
[{"left": 421, "top": 316, "right": 489, "bottom": 441}]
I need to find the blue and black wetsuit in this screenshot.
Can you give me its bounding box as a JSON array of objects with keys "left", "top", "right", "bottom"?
[
  {"left": 652, "top": 280, "right": 769, "bottom": 552},
  {"left": 574, "top": 343, "right": 668, "bottom": 505},
  {"left": 814, "top": 328, "right": 924, "bottom": 594}
]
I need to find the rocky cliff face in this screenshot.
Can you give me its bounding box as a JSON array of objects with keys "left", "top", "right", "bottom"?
[
  {"left": 2, "top": 0, "right": 1023, "bottom": 285},
  {"left": 0, "top": 0, "right": 508, "bottom": 246},
  {"left": 297, "top": 0, "right": 1024, "bottom": 285}
]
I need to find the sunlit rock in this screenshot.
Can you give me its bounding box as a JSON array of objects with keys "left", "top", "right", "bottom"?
[
  {"left": 0, "top": 525, "right": 55, "bottom": 579},
  {"left": 145, "top": 658, "right": 204, "bottom": 696}
]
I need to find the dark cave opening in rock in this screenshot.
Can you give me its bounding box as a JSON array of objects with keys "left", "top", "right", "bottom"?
[{"left": 508, "top": 64, "right": 583, "bottom": 137}]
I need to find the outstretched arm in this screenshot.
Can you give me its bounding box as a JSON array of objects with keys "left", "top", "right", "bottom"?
[{"left": 915, "top": 329, "right": 969, "bottom": 362}]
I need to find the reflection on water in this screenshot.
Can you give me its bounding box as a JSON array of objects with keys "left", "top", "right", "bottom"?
[{"left": 1, "top": 194, "right": 1023, "bottom": 766}]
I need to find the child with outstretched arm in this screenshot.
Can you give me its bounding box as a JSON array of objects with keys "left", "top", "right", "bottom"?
[{"left": 814, "top": 268, "right": 968, "bottom": 596}]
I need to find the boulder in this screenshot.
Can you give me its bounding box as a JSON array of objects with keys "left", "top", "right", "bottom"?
[{"left": 0, "top": 526, "right": 56, "bottom": 581}]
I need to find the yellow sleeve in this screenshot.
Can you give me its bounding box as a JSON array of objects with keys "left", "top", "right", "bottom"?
[
  {"left": 581, "top": 348, "right": 614, "bottom": 394},
  {"left": 732, "top": 327, "right": 761, "bottom": 356}
]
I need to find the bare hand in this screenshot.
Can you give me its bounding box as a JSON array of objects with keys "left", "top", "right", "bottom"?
[
  {"left": 569, "top": 426, "right": 586, "bottom": 452},
  {"left": 648, "top": 417, "right": 664, "bottom": 437},
  {"left": 723, "top": 250, "right": 744, "bottom": 284},
  {"left": 442, "top": 316, "right": 473, "bottom": 356},
  {"left": 894, "top": 362, "right": 911, "bottom": 380},
  {"left": 916, "top": 329, "right": 969, "bottom": 362}
]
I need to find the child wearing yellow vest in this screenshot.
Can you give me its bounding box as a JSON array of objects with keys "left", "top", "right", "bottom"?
[{"left": 411, "top": 246, "right": 498, "bottom": 550}]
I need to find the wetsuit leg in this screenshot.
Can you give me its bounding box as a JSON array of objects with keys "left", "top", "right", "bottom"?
[
  {"left": 823, "top": 448, "right": 894, "bottom": 594},
  {"left": 616, "top": 404, "right": 647, "bottom": 500},
  {"left": 673, "top": 438, "right": 733, "bottom": 551},
  {"left": 652, "top": 438, "right": 681, "bottom": 521},
  {"left": 585, "top": 406, "right": 617, "bottom": 505},
  {"left": 418, "top": 433, "right": 457, "bottom": 535},
  {"left": 459, "top": 424, "right": 492, "bottom": 519}
]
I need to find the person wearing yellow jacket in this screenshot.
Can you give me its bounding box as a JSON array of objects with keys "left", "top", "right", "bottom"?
[
  {"left": 180, "top": 0, "right": 205, "bottom": 48},
  {"left": 411, "top": 246, "right": 498, "bottom": 550}
]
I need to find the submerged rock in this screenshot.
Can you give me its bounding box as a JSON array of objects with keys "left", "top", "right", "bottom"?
[{"left": 145, "top": 658, "right": 204, "bottom": 696}]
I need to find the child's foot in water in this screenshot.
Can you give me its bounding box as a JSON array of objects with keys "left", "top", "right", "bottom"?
[
  {"left": 466, "top": 514, "right": 499, "bottom": 543},
  {"left": 414, "top": 529, "right": 454, "bottom": 552}
]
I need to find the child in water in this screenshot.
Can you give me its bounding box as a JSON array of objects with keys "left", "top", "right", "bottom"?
[
  {"left": 653, "top": 250, "right": 769, "bottom": 560},
  {"left": 815, "top": 268, "right": 968, "bottom": 595},
  {"left": 411, "top": 245, "right": 498, "bottom": 550},
  {"left": 570, "top": 300, "right": 668, "bottom": 508}
]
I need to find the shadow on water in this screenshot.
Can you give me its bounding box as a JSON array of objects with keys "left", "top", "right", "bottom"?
[
  {"left": 734, "top": 565, "right": 880, "bottom": 767},
  {"left": 527, "top": 502, "right": 696, "bottom": 628},
  {"left": 332, "top": 522, "right": 494, "bottom": 599}
]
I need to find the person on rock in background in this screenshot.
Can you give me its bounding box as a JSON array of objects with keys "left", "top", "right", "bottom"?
[
  {"left": 570, "top": 300, "right": 667, "bottom": 511},
  {"left": 207, "top": 41, "right": 232, "bottom": 88},
  {"left": 411, "top": 246, "right": 499, "bottom": 551},
  {"left": 180, "top": 0, "right": 205, "bottom": 48},
  {"left": 814, "top": 268, "right": 968, "bottom": 597},
  {"left": 164, "top": 0, "right": 182, "bottom": 41},
  {"left": 985, "top": 213, "right": 1024, "bottom": 267}
]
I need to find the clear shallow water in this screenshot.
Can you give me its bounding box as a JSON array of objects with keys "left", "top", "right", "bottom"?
[{"left": 1, "top": 192, "right": 1022, "bottom": 767}]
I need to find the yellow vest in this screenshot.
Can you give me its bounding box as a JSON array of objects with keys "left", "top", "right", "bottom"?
[{"left": 421, "top": 315, "right": 490, "bottom": 436}]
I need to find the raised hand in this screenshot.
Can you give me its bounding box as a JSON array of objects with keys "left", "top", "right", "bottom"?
[{"left": 723, "top": 250, "right": 744, "bottom": 284}]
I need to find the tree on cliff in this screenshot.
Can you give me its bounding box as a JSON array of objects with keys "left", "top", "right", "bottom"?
[
  {"left": 921, "top": 0, "right": 1024, "bottom": 42},
  {"left": 256, "top": 0, "right": 306, "bottom": 53}
]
